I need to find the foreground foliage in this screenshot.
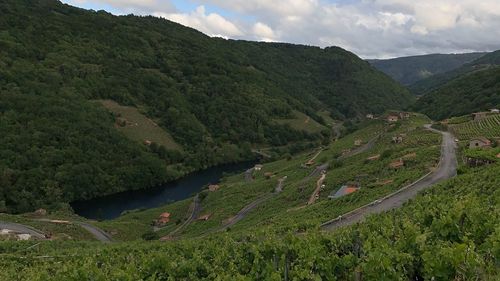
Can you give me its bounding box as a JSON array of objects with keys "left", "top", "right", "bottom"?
[{"left": 1, "top": 157, "right": 498, "bottom": 280}]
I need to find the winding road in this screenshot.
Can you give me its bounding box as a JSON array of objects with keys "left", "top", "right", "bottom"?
[
  {"left": 0, "top": 221, "right": 46, "bottom": 239},
  {"left": 167, "top": 194, "right": 201, "bottom": 236},
  {"left": 74, "top": 222, "right": 113, "bottom": 243},
  {"left": 321, "top": 125, "right": 457, "bottom": 231},
  {"left": 219, "top": 177, "right": 287, "bottom": 231},
  {"left": 1, "top": 219, "right": 112, "bottom": 242}
]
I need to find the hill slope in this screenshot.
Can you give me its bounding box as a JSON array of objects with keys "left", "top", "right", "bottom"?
[
  {"left": 412, "top": 66, "right": 500, "bottom": 120},
  {"left": 410, "top": 50, "right": 500, "bottom": 95},
  {"left": 368, "top": 52, "right": 486, "bottom": 86},
  {"left": 0, "top": 0, "right": 413, "bottom": 212}
]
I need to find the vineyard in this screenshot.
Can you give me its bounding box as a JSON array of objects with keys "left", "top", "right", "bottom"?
[
  {"left": 1, "top": 164, "right": 498, "bottom": 280},
  {"left": 450, "top": 114, "right": 500, "bottom": 139}
]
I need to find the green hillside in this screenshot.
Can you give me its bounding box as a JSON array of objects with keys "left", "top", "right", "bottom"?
[
  {"left": 412, "top": 66, "right": 500, "bottom": 120},
  {"left": 410, "top": 50, "right": 500, "bottom": 95},
  {"left": 369, "top": 52, "right": 486, "bottom": 86},
  {"left": 0, "top": 0, "right": 414, "bottom": 213}
]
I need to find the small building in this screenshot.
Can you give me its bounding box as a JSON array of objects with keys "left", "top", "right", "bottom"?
[
  {"left": 389, "top": 158, "right": 404, "bottom": 169},
  {"left": 399, "top": 112, "right": 410, "bottom": 119},
  {"left": 354, "top": 139, "right": 363, "bottom": 146},
  {"left": 155, "top": 212, "right": 171, "bottom": 226},
  {"left": 366, "top": 114, "right": 374, "bottom": 119},
  {"left": 198, "top": 214, "right": 212, "bottom": 221},
  {"left": 367, "top": 154, "right": 380, "bottom": 161},
  {"left": 403, "top": 152, "right": 417, "bottom": 159},
  {"left": 159, "top": 235, "right": 174, "bottom": 241},
  {"left": 329, "top": 183, "right": 360, "bottom": 199},
  {"left": 490, "top": 109, "right": 499, "bottom": 114},
  {"left": 34, "top": 208, "right": 47, "bottom": 216},
  {"left": 387, "top": 115, "right": 399, "bottom": 122},
  {"left": 143, "top": 140, "right": 152, "bottom": 146},
  {"left": 392, "top": 135, "right": 404, "bottom": 144},
  {"left": 208, "top": 184, "right": 220, "bottom": 192},
  {"left": 375, "top": 179, "right": 394, "bottom": 186},
  {"left": 472, "top": 112, "right": 488, "bottom": 121},
  {"left": 496, "top": 153, "right": 500, "bottom": 158},
  {"left": 254, "top": 164, "right": 263, "bottom": 171},
  {"left": 264, "top": 172, "right": 274, "bottom": 179},
  {"left": 469, "top": 137, "right": 492, "bottom": 149},
  {"left": 305, "top": 160, "right": 315, "bottom": 167}
]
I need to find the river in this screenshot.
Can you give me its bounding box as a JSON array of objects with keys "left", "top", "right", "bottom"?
[{"left": 71, "top": 162, "right": 254, "bottom": 220}]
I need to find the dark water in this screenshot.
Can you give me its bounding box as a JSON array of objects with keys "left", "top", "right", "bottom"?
[{"left": 71, "top": 162, "right": 254, "bottom": 220}]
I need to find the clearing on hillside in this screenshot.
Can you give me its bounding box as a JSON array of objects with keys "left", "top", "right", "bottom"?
[
  {"left": 274, "top": 110, "right": 328, "bottom": 134},
  {"left": 97, "top": 100, "right": 182, "bottom": 151},
  {"left": 317, "top": 110, "right": 338, "bottom": 126}
]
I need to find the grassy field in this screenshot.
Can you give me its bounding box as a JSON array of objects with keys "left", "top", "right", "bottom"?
[
  {"left": 317, "top": 110, "right": 338, "bottom": 126},
  {"left": 97, "top": 100, "right": 182, "bottom": 151},
  {"left": 274, "top": 110, "right": 329, "bottom": 134}
]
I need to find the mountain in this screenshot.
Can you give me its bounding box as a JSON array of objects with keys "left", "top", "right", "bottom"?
[
  {"left": 412, "top": 66, "right": 500, "bottom": 120},
  {"left": 0, "top": 0, "right": 413, "bottom": 212},
  {"left": 368, "top": 52, "right": 486, "bottom": 86},
  {"left": 409, "top": 50, "right": 500, "bottom": 95}
]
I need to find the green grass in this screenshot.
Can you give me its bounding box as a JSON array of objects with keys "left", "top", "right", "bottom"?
[
  {"left": 317, "top": 110, "right": 338, "bottom": 126},
  {"left": 274, "top": 110, "right": 328, "bottom": 134},
  {"left": 97, "top": 100, "right": 182, "bottom": 151}
]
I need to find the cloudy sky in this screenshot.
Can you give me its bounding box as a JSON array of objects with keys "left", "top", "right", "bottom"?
[{"left": 63, "top": 0, "right": 500, "bottom": 58}]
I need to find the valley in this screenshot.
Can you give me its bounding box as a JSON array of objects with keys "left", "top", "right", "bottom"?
[{"left": 0, "top": 0, "right": 499, "bottom": 280}]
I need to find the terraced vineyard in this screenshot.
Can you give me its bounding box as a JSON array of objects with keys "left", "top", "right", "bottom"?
[{"left": 450, "top": 114, "right": 500, "bottom": 139}]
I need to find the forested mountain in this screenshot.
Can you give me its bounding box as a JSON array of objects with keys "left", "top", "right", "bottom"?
[
  {"left": 412, "top": 66, "right": 500, "bottom": 120},
  {"left": 410, "top": 50, "right": 500, "bottom": 95},
  {"left": 0, "top": 0, "right": 413, "bottom": 212},
  {"left": 368, "top": 52, "right": 486, "bottom": 86}
]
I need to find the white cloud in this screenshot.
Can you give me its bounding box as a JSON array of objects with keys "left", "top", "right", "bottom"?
[
  {"left": 65, "top": 0, "right": 174, "bottom": 14},
  {"left": 252, "top": 22, "right": 276, "bottom": 41},
  {"left": 156, "top": 6, "right": 243, "bottom": 37},
  {"left": 62, "top": 0, "right": 500, "bottom": 58}
]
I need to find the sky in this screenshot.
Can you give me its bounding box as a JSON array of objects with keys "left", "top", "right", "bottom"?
[{"left": 62, "top": 0, "right": 500, "bottom": 59}]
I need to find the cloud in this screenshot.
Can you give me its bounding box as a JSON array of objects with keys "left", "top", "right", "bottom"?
[
  {"left": 65, "top": 0, "right": 175, "bottom": 14},
  {"left": 156, "top": 6, "right": 243, "bottom": 37},
  {"left": 63, "top": 0, "right": 500, "bottom": 58},
  {"left": 252, "top": 22, "right": 276, "bottom": 41}
]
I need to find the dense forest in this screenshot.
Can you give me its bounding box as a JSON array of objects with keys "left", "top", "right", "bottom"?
[
  {"left": 413, "top": 66, "right": 500, "bottom": 120},
  {"left": 1, "top": 164, "right": 498, "bottom": 280},
  {"left": 410, "top": 50, "right": 500, "bottom": 95},
  {"left": 0, "top": 0, "right": 414, "bottom": 212},
  {"left": 369, "top": 52, "right": 486, "bottom": 86}
]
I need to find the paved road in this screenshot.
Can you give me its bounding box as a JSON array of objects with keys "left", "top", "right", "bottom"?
[
  {"left": 220, "top": 177, "right": 286, "bottom": 230},
  {"left": 322, "top": 126, "right": 457, "bottom": 230},
  {"left": 74, "top": 222, "right": 113, "bottom": 243},
  {"left": 0, "top": 221, "right": 46, "bottom": 239},
  {"left": 168, "top": 194, "right": 201, "bottom": 236},
  {"left": 338, "top": 133, "right": 381, "bottom": 160},
  {"left": 32, "top": 218, "right": 112, "bottom": 242}
]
